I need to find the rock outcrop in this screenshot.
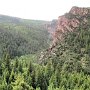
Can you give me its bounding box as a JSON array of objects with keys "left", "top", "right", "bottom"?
[
  {"left": 69, "top": 6, "right": 90, "bottom": 16},
  {"left": 39, "top": 6, "right": 90, "bottom": 63},
  {"left": 48, "top": 6, "right": 90, "bottom": 49}
]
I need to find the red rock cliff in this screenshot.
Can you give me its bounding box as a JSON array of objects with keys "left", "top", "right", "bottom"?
[
  {"left": 49, "top": 6, "right": 90, "bottom": 49},
  {"left": 39, "top": 6, "right": 90, "bottom": 63}
]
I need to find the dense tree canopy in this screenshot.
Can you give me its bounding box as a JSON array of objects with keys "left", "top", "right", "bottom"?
[
  {"left": 0, "top": 14, "right": 90, "bottom": 90},
  {"left": 0, "top": 15, "right": 50, "bottom": 58}
]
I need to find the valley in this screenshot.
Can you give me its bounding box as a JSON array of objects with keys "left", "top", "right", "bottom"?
[{"left": 0, "top": 7, "right": 90, "bottom": 90}]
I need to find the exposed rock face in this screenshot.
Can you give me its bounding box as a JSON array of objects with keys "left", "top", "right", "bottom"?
[
  {"left": 47, "top": 19, "right": 57, "bottom": 39},
  {"left": 69, "top": 6, "right": 90, "bottom": 16},
  {"left": 49, "top": 6, "right": 90, "bottom": 49},
  {"left": 39, "top": 6, "right": 90, "bottom": 63}
]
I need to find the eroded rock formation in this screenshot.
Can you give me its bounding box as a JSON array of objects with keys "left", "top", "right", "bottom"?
[
  {"left": 48, "top": 6, "right": 90, "bottom": 49},
  {"left": 69, "top": 6, "right": 90, "bottom": 16},
  {"left": 39, "top": 6, "right": 90, "bottom": 63}
]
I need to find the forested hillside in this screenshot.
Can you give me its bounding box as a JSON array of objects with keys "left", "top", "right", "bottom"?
[
  {"left": 38, "top": 7, "right": 90, "bottom": 90},
  {"left": 0, "top": 15, "right": 50, "bottom": 58},
  {"left": 0, "top": 7, "right": 90, "bottom": 90}
]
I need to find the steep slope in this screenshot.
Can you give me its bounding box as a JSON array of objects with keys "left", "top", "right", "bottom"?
[
  {"left": 50, "top": 6, "right": 90, "bottom": 48},
  {"left": 0, "top": 7, "right": 90, "bottom": 90},
  {"left": 0, "top": 15, "right": 50, "bottom": 58},
  {"left": 39, "top": 7, "right": 90, "bottom": 74}
]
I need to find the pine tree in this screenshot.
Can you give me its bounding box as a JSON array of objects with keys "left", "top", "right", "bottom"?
[
  {"left": 36, "top": 67, "right": 48, "bottom": 90},
  {"left": 18, "top": 62, "right": 23, "bottom": 73},
  {"left": 4, "top": 53, "right": 11, "bottom": 73},
  {"left": 27, "top": 61, "right": 34, "bottom": 75}
]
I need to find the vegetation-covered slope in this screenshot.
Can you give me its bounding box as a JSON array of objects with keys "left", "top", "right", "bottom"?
[
  {"left": 0, "top": 15, "right": 49, "bottom": 58},
  {"left": 0, "top": 25, "right": 90, "bottom": 90},
  {"left": 0, "top": 7, "right": 90, "bottom": 90}
]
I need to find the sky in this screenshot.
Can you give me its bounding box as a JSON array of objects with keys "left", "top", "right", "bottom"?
[{"left": 0, "top": 0, "right": 90, "bottom": 21}]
